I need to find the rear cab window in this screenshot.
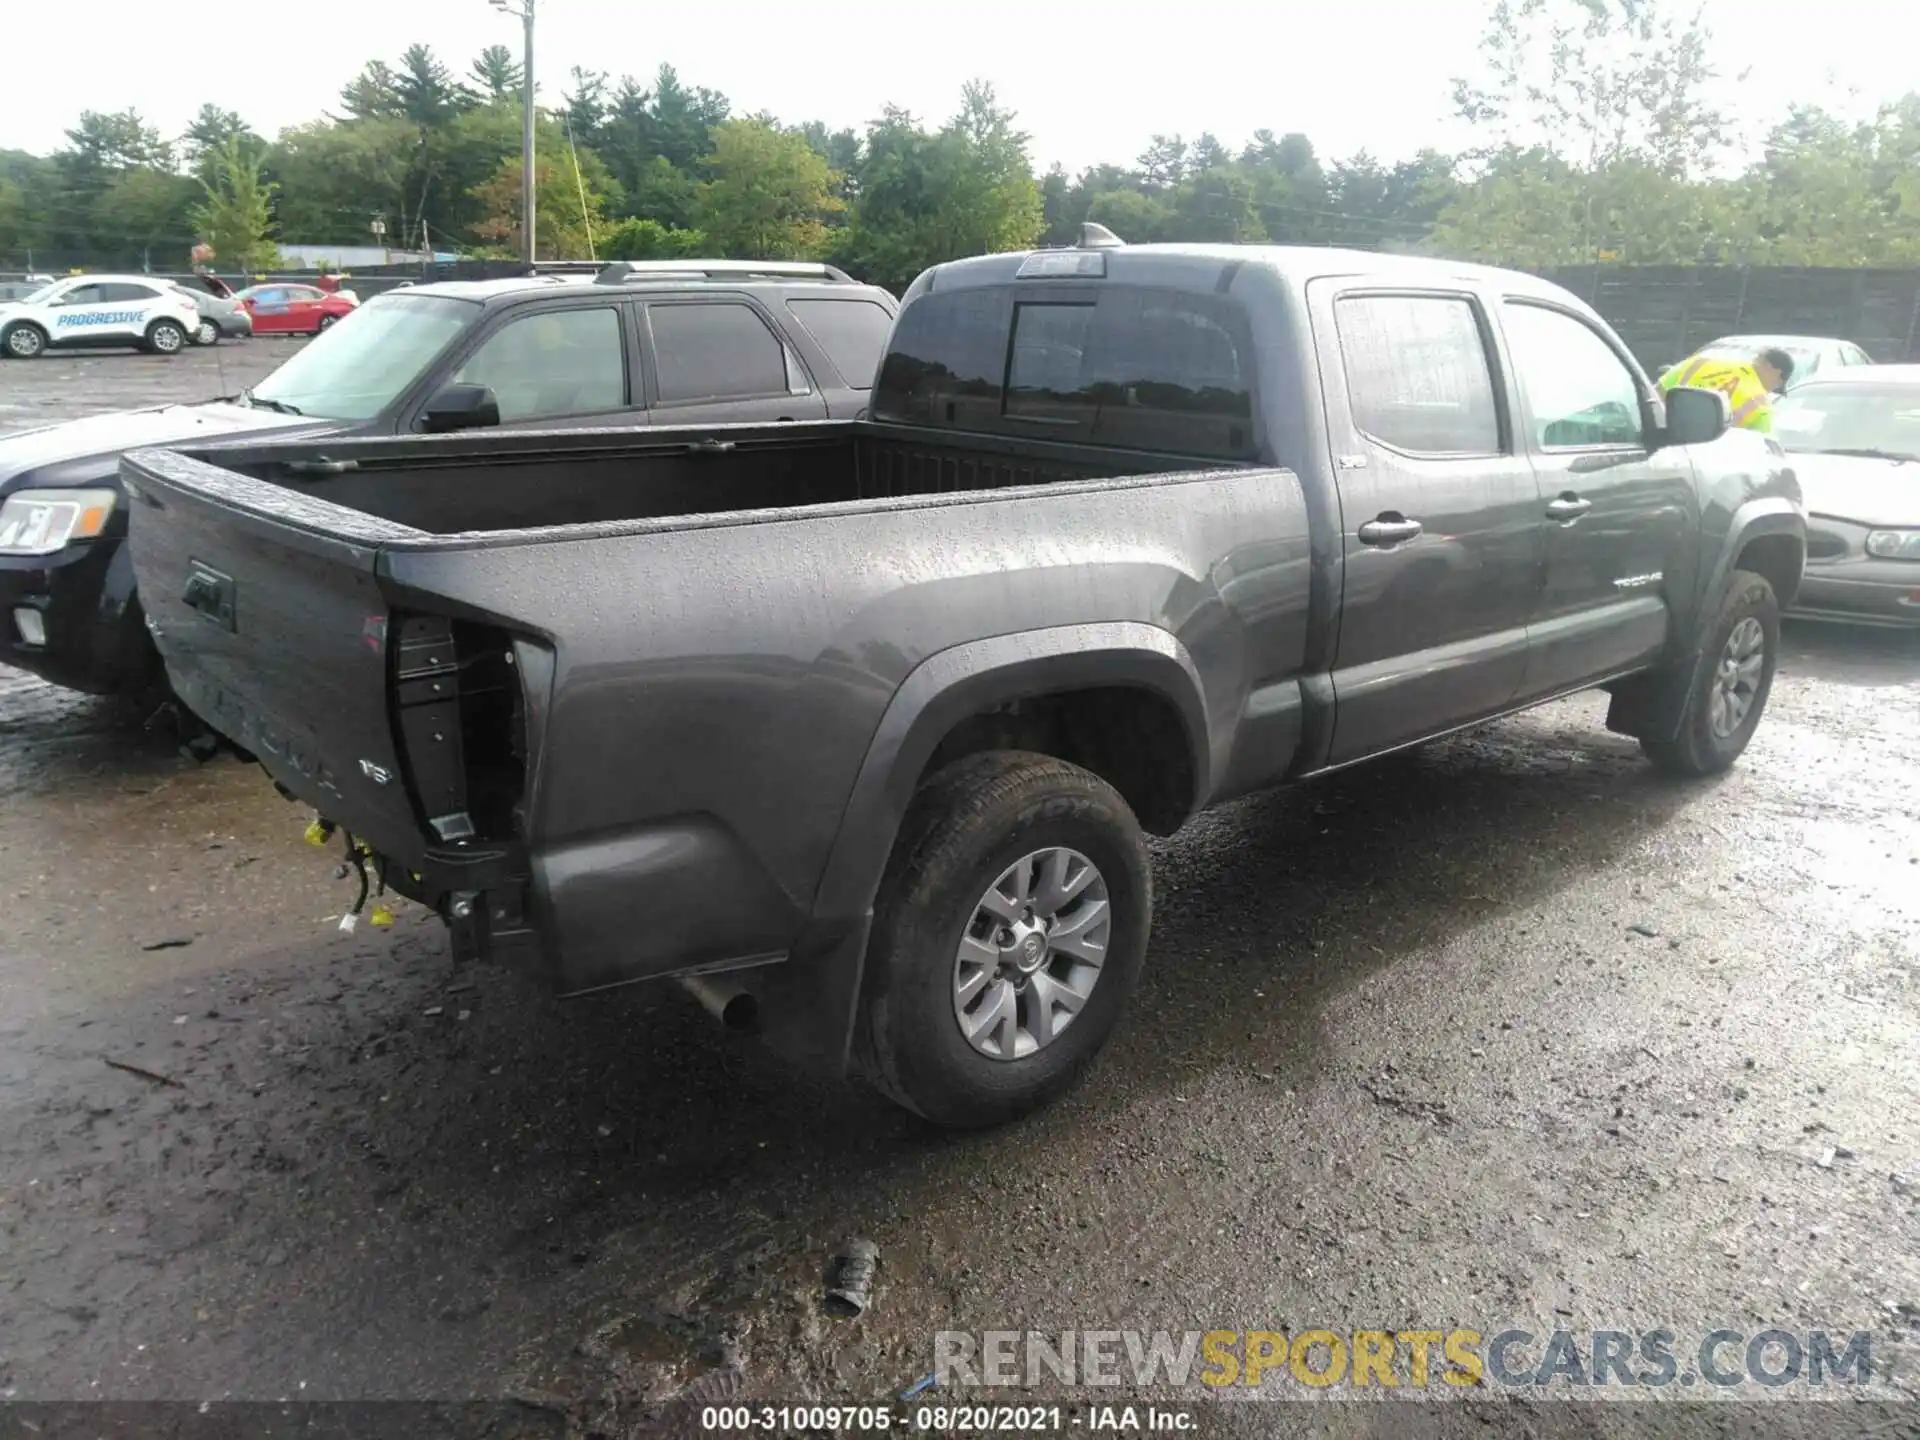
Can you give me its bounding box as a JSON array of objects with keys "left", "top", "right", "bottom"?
[{"left": 872, "top": 283, "right": 1259, "bottom": 461}]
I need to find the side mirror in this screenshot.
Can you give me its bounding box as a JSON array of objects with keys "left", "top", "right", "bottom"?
[
  {"left": 420, "top": 383, "right": 501, "bottom": 434},
  {"left": 1662, "top": 385, "right": 1729, "bottom": 446}
]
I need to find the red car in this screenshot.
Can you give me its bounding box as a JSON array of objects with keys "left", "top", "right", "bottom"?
[{"left": 234, "top": 283, "right": 358, "bottom": 336}]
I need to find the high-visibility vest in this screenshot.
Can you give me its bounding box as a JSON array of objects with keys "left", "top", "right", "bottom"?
[{"left": 1659, "top": 354, "right": 1773, "bottom": 433}]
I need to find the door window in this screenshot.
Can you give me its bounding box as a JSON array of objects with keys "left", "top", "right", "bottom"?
[
  {"left": 1500, "top": 303, "right": 1645, "bottom": 449},
  {"left": 100, "top": 283, "right": 160, "bottom": 303},
  {"left": 1335, "top": 294, "right": 1501, "bottom": 455},
  {"left": 451, "top": 306, "right": 627, "bottom": 422},
  {"left": 649, "top": 302, "right": 790, "bottom": 403},
  {"left": 56, "top": 284, "right": 105, "bottom": 307}
]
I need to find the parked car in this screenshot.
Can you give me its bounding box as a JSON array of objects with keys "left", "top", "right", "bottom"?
[
  {"left": 234, "top": 283, "right": 359, "bottom": 336},
  {"left": 122, "top": 234, "right": 1805, "bottom": 1128},
  {"left": 0, "top": 274, "right": 202, "bottom": 359},
  {"left": 1770, "top": 364, "right": 1920, "bottom": 628},
  {"left": 168, "top": 282, "right": 253, "bottom": 345},
  {"left": 0, "top": 260, "right": 897, "bottom": 696},
  {"left": 1666, "top": 334, "right": 1874, "bottom": 393}
]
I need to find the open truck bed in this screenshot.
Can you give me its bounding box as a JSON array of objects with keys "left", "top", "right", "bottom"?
[{"left": 122, "top": 419, "right": 1307, "bottom": 1057}]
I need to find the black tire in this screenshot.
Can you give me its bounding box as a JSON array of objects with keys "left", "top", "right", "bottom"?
[
  {"left": 317, "top": 314, "right": 338, "bottom": 332},
  {"left": 857, "top": 750, "right": 1151, "bottom": 1129},
  {"left": 3, "top": 322, "right": 47, "bottom": 359},
  {"left": 190, "top": 317, "right": 219, "bottom": 346},
  {"left": 1640, "top": 568, "right": 1780, "bottom": 777},
  {"left": 146, "top": 319, "right": 187, "bottom": 355}
]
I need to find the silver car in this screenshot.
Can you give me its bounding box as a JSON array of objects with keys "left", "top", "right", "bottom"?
[
  {"left": 1772, "top": 365, "right": 1920, "bottom": 628},
  {"left": 168, "top": 281, "right": 253, "bottom": 345}
]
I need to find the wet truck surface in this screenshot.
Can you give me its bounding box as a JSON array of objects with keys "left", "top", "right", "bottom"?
[{"left": 125, "top": 236, "right": 1806, "bottom": 1128}]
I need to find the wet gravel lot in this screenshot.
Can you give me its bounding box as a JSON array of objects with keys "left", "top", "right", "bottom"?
[{"left": 1, "top": 344, "right": 1917, "bottom": 1437}]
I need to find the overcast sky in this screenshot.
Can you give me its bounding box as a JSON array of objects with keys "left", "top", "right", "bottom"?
[{"left": 6, "top": 0, "right": 1908, "bottom": 173}]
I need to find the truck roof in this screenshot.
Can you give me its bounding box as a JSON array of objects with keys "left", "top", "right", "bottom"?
[{"left": 919, "top": 242, "right": 1576, "bottom": 304}]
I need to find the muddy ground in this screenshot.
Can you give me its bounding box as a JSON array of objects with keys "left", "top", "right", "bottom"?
[{"left": 0, "top": 346, "right": 1916, "bottom": 1437}]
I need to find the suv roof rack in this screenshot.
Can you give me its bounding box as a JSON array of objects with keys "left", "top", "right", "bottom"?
[{"left": 591, "top": 259, "right": 855, "bottom": 286}]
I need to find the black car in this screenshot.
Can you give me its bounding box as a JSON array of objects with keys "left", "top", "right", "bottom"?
[{"left": 0, "top": 260, "right": 898, "bottom": 697}]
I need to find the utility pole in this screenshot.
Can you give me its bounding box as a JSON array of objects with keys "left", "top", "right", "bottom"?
[{"left": 491, "top": 0, "right": 537, "bottom": 264}]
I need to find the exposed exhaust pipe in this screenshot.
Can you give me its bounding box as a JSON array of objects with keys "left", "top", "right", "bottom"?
[{"left": 676, "top": 974, "right": 760, "bottom": 1032}]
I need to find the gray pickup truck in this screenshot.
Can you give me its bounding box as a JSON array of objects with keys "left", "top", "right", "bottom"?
[{"left": 122, "top": 235, "right": 1805, "bottom": 1128}]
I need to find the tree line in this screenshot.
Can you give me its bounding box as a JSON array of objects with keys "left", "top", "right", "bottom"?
[{"left": 3, "top": 1, "right": 1918, "bottom": 292}]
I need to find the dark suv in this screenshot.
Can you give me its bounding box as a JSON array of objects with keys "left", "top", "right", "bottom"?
[{"left": 0, "top": 260, "right": 898, "bottom": 697}]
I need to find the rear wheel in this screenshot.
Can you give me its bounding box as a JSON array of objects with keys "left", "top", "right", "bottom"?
[
  {"left": 3, "top": 322, "right": 47, "bottom": 359},
  {"left": 146, "top": 319, "right": 187, "bottom": 355},
  {"left": 858, "top": 750, "right": 1151, "bottom": 1129},
  {"left": 316, "top": 314, "right": 338, "bottom": 333},
  {"left": 1641, "top": 568, "right": 1780, "bottom": 777},
  {"left": 191, "top": 317, "right": 219, "bottom": 346}
]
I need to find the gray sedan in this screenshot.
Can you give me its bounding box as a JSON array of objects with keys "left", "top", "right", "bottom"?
[
  {"left": 168, "top": 282, "right": 253, "bottom": 345},
  {"left": 1772, "top": 365, "right": 1920, "bottom": 628}
]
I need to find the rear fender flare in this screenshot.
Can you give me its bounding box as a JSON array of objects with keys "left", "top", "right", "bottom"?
[{"left": 808, "top": 621, "right": 1210, "bottom": 927}]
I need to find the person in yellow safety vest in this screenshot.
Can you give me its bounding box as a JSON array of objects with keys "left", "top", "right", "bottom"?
[{"left": 1658, "top": 347, "right": 1794, "bottom": 433}]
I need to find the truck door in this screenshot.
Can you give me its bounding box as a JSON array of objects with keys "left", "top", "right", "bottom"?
[
  {"left": 1307, "top": 283, "right": 1545, "bottom": 765},
  {"left": 1494, "top": 300, "right": 1697, "bottom": 698},
  {"left": 641, "top": 300, "right": 829, "bottom": 426}
]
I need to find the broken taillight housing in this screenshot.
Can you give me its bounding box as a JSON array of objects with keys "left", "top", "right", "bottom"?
[{"left": 387, "top": 612, "right": 530, "bottom": 845}]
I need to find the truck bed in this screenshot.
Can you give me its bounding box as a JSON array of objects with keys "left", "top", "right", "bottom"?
[
  {"left": 123, "top": 418, "right": 1308, "bottom": 996},
  {"left": 135, "top": 420, "right": 1232, "bottom": 539}
]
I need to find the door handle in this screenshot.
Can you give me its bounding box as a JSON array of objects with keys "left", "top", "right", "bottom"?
[
  {"left": 1545, "top": 494, "right": 1592, "bottom": 521},
  {"left": 1356, "top": 513, "right": 1423, "bottom": 546}
]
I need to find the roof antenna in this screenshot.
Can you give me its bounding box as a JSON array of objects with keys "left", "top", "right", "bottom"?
[{"left": 1079, "top": 222, "right": 1125, "bottom": 249}]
